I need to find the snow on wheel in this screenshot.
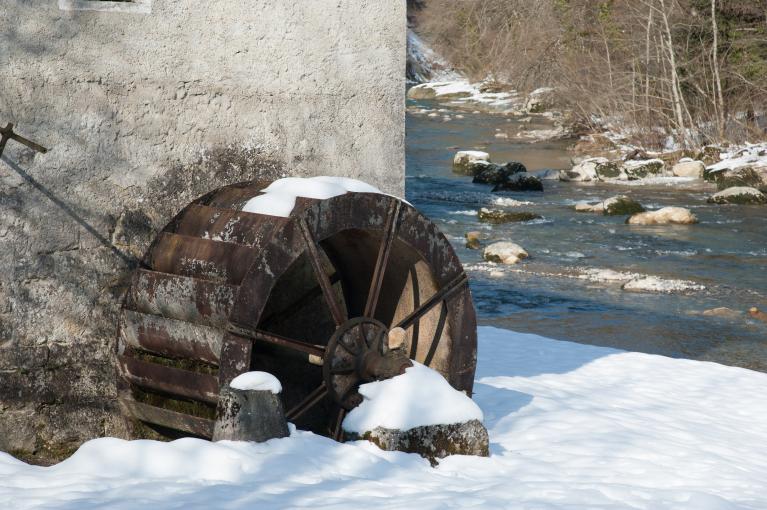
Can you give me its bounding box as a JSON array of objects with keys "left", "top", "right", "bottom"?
[{"left": 117, "top": 178, "right": 477, "bottom": 440}]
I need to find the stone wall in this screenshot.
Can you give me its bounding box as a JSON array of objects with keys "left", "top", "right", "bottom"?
[{"left": 0, "top": 0, "right": 405, "bottom": 462}]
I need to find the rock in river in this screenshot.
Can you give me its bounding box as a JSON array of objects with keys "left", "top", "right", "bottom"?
[
  {"left": 478, "top": 208, "right": 542, "bottom": 224},
  {"left": 576, "top": 196, "right": 644, "bottom": 216},
  {"left": 483, "top": 241, "right": 529, "bottom": 264},
  {"left": 472, "top": 161, "right": 527, "bottom": 185},
  {"left": 465, "top": 231, "right": 482, "bottom": 249},
  {"left": 627, "top": 207, "right": 698, "bottom": 225},
  {"left": 453, "top": 150, "right": 490, "bottom": 175},
  {"left": 672, "top": 160, "right": 705, "bottom": 178},
  {"left": 707, "top": 186, "right": 767, "bottom": 205},
  {"left": 492, "top": 173, "right": 543, "bottom": 192},
  {"left": 621, "top": 158, "right": 666, "bottom": 179}
]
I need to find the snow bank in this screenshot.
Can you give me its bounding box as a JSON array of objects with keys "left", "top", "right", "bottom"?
[
  {"left": 342, "top": 362, "right": 483, "bottom": 434},
  {"left": 3, "top": 327, "right": 767, "bottom": 509},
  {"left": 707, "top": 143, "right": 767, "bottom": 173},
  {"left": 230, "top": 372, "right": 282, "bottom": 394},
  {"left": 241, "top": 176, "right": 382, "bottom": 217}
]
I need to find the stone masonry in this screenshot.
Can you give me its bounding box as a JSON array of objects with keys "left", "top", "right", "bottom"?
[{"left": 0, "top": 0, "right": 405, "bottom": 462}]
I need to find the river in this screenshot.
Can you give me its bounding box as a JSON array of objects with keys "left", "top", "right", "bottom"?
[{"left": 406, "top": 99, "right": 767, "bottom": 372}]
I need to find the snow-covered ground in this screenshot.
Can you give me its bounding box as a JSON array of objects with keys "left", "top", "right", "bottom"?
[{"left": 3, "top": 326, "right": 767, "bottom": 509}]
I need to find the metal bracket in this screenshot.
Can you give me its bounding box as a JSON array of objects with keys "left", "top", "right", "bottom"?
[{"left": 0, "top": 123, "right": 48, "bottom": 159}]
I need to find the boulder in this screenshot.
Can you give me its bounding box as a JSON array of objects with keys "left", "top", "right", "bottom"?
[
  {"left": 524, "top": 87, "right": 555, "bottom": 113},
  {"left": 749, "top": 307, "right": 767, "bottom": 324},
  {"left": 710, "top": 166, "right": 767, "bottom": 192},
  {"left": 465, "top": 231, "right": 482, "bottom": 250},
  {"left": 472, "top": 161, "right": 526, "bottom": 185},
  {"left": 453, "top": 150, "right": 491, "bottom": 175},
  {"left": 348, "top": 420, "right": 489, "bottom": 466},
  {"left": 492, "top": 173, "right": 544, "bottom": 192},
  {"left": 696, "top": 145, "right": 723, "bottom": 166},
  {"left": 603, "top": 196, "right": 645, "bottom": 215},
  {"left": 478, "top": 208, "right": 542, "bottom": 224},
  {"left": 594, "top": 160, "right": 623, "bottom": 180},
  {"left": 672, "top": 160, "right": 705, "bottom": 178},
  {"left": 532, "top": 169, "right": 561, "bottom": 180},
  {"left": 559, "top": 157, "right": 603, "bottom": 182},
  {"left": 707, "top": 186, "right": 767, "bottom": 205},
  {"left": 621, "top": 159, "right": 665, "bottom": 179},
  {"left": 574, "top": 201, "right": 601, "bottom": 213},
  {"left": 626, "top": 207, "right": 699, "bottom": 225},
  {"left": 483, "top": 241, "right": 529, "bottom": 264},
  {"left": 574, "top": 196, "right": 644, "bottom": 215},
  {"left": 702, "top": 307, "right": 742, "bottom": 319},
  {"left": 213, "top": 381, "right": 289, "bottom": 443}
]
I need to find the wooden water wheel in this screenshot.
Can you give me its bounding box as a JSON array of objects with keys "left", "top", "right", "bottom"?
[{"left": 117, "top": 180, "right": 477, "bottom": 440}]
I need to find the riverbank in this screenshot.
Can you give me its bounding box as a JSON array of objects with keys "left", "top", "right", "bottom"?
[{"left": 407, "top": 97, "right": 767, "bottom": 372}]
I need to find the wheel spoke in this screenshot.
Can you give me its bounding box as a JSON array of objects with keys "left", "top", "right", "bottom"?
[
  {"left": 423, "top": 301, "right": 448, "bottom": 367},
  {"left": 286, "top": 383, "right": 328, "bottom": 421},
  {"left": 364, "top": 201, "right": 401, "bottom": 318},
  {"left": 397, "top": 273, "right": 468, "bottom": 331},
  {"left": 228, "top": 324, "right": 326, "bottom": 359},
  {"left": 332, "top": 407, "right": 347, "bottom": 441},
  {"left": 299, "top": 220, "right": 346, "bottom": 327}
]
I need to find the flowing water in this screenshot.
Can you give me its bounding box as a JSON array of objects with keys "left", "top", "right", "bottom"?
[{"left": 406, "top": 100, "right": 767, "bottom": 371}]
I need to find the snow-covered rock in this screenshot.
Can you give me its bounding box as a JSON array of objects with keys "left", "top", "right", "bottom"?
[
  {"left": 483, "top": 241, "right": 529, "bottom": 264},
  {"left": 453, "top": 150, "right": 490, "bottom": 175},
  {"left": 515, "top": 126, "right": 571, "bottom": 143},
  {"left": 524, "top": 87, "right": 555, "bottom": 113},
  {"left": 621, "top": 158, "right": 666, "bottom": 179},
  {"left": 559, "top": 157, "right": 610, "bottom": 182},
  {"left": 627, "top": 207, "right": 698, "bottom": 225},
  {"left": 342, "top": 362, "right": 488, "bottom": 463},
  {"left": 672, "top": 160, "right": 705, "bottom": 178},
  {"left": 407, "top": 81, "right": 474, "bottom": 100},
  {"left": 343, "top": 362, "right": 483, "bottom": 434},
  {"left": 710, "top": 166, "right": 767, "bottom": 191},
  {"left": 707, "top": 186, "right": 767, "bottom": 205}
]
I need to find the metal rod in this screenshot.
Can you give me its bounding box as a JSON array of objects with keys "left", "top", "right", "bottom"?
[
  {"left": 0, "top": 123, "right": 48, "bottom": 157},
  {"left": 397, "top": 273, "right": 468, "bottom": 331},
  {"left": 298, "top": 219, "right": 346, "bottom": 327},
  {"left": 364, "top": 201, "right": 400, "bottom": 318},
  {"left": 227, "top": 324, "right": 326, "bottom": 358},
  {"left": 286, "top": 383, "right": 327, "bottom": 421}
]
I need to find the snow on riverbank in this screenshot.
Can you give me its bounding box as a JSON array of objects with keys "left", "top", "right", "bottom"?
[{"left": 2, "top": 327, "right": 767, "bottom": 509}]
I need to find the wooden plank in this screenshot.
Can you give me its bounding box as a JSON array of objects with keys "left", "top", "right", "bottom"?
[
  {"left": 121, "top": 310, "right": 223, "bottom": 366},
  {"left": 119, "top": 395, "right": 214, "bottom": 438},
  {"left": 127, "top": 269, "right": 236, "bottom": 328},
  {"left": 148, "top": 232, "right": 257, "bottom": 285},
  {"left": 175, "top": 204, "right": 288, "bottom": 248},
  {"left": 118, "top": 355, "right": 220, "bottom": 404}
]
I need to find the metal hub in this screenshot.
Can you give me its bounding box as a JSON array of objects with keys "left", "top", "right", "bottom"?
[{"left": 323, "top": 317, "right": 412, "bottom": 410}]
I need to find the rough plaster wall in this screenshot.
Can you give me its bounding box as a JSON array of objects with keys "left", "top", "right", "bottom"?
[{"left": 0, "top": 0, "right": 405, "bottom": 461}]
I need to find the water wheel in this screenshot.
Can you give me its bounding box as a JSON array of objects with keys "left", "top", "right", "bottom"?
[{"left": 117, "top": 180, "right": 477, "bottom": 440}]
